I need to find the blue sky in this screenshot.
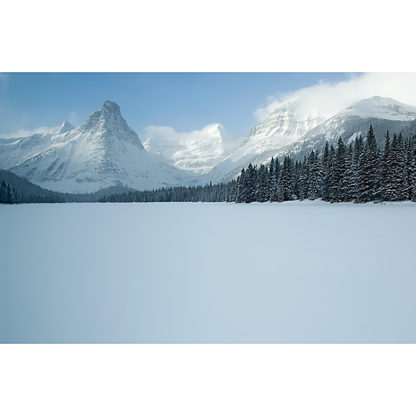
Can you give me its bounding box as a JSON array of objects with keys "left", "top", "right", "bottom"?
[{"left": 0, "top": 73, "right": 351, "bottom": 138}]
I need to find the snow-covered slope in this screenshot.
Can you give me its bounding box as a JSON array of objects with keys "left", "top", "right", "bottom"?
[
  {"left": 0, "top": 123, "right": 67, "bottom": 169},
  {"left": 280, "top": 96, "right": 416, "bottom": 161},
  {"left": 208, "top": 96, "right": 416, "bottom": 182},
  {"left": 1, "top": 101, "right": 199, "bottom": 193},
  {"left": 143, "top": 123, "right": 242, "bottom": 174},
  {"left": 207, "top": 101, "right": 324, "bottom": 182}
]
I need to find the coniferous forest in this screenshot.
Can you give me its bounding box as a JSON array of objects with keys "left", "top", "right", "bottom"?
[{"left": 101, "top": 126, "right": 416, "bottom": 204}]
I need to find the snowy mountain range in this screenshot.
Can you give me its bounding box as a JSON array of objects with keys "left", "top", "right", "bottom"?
[
  {"left": 1, "top": 96, "right": 415, "bottom": 193},
  {"left": 208, "top": 96, "right": 416, "bottom": 182},
  {"left": 0, "top": 101, "right": 199, "bottom": 193}
]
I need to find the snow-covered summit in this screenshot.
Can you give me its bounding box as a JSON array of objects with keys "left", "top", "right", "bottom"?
[
  {"left": 246, "top": 100, "right": 324, "bottom": 149},
  {"left": 0, "top": 100, "right": 198, "bottom": 192},
  {"left": 206, "top": 100, "right": 325, "bottom": 182},
  {"left": 340, "top": 96, "right": 416, "bottom": 121},
  {"left": 56, "top": 121, "right": 74, "bottom": 135}
]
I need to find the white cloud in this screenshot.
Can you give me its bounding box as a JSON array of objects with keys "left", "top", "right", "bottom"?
[
  {"left": 143, "top": 123, "right": 240, "bottom": 174},
  {"left": 255, "top": 73, "right": 416, "bottom": 122},
  {"left": 69, "top": 111, "right": 80, "bottom": 126},
  {"left": 0, "top": 125, "right": 58, "bottom": 139}
]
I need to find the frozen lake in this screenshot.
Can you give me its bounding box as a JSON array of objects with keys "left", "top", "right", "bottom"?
[{"left": 1, "top": 201, "right": 416, "bottom": 343}]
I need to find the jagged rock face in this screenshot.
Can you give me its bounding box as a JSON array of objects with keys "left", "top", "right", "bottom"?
[{"left": 0, "top": 101, "right": 198, "bottom": 193}]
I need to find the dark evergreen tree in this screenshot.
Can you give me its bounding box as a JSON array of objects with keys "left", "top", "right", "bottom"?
[
  {"left": 357, "top": 125, "right": 380, "bottom": 203},
  {"left": 278, "top": 156, "right": 294, "bottom": 201},
  {"left": 321, "top": 142, "right": 330, "bottom": 201},
  {"left": 256, "top": 164, "right": 269, "bottom": 202},
  {"left": 245, "top": 164, "right": 257, "bottom": 203},
  {"left": 307, "top": 151, "right": 321, "bottom": 200},
  {"left": 343, "top": 143, "right": 356, "bottom": 201}
]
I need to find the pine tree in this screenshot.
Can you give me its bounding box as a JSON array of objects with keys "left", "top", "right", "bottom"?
[
  {"left": 245, "top": 164, "right": 257, "bottom": 203},
  {"left": 256, "top": 164, "right": 269, "bottom": 202},
  {"left": 267, "top": 157, "right": 275, "bottom": 201},
  {"left": 271, "top": 157, "right": 281, "bottom": 201},
  {"left": 236, "top": 168, "right": 247, "bottom": 203},
  {"left": 357, "top": 125, "right": 379, "bottom": 203},
  {"left": 343, "top": 143, "right": 356, "bottom": 201},
  {"left": 299, "top": 156, "right": 309, "bottom": 200},
  {"left": 307, "top": 151, "right": 321, "bottom": 200},
  {"left": 380, "top": 131, "right": 392, "bottom": 200},
  {"left": 321, "top": 142, "right": 331, "bottom": 201},
  {"left": 278, "top": 156, "right": 294, "bottom": 201},
  {"left": 331, "top": 138, "right": 347, "bottom": 202},
  {"left": 324, "top": 145, "right": 336, "bottom": 202},
  {"left": 386, "top": 133, "right": 407, "bottom": 201}
]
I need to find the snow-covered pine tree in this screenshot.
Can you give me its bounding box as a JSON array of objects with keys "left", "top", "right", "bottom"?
[
  {"left": 324, "top": 145, "right": 336, "bottom": 202},
  {"left": 405, "top": 138, "right": 415, "bottom": 200},
  {"left": 236, "top": 168, "right": 247, "bottom": 203},
  {"left": 321, "top": 142, "right": 330, "bottom": 201},
  {"left": 299, "top": 156, "right": 309, "bottom": 200},
  {"left": 380, "top": 131, "right": 392, "bottom": 200},
  {"left": 270, "top": 157, "right": 281, "bottom": 202},
  {"left": 386, "top": 133, "right": 407, "bottom": 201},
  {"left": 245, "top": 163, "right": 257, "bottom": 203},
  {"left": 357, "top": 125, "right": 379, "bottom": 203},
  {"left": 331, "top": 137, "right": 347, "bottom": 202},
  {"left": 278, "top": 156, "right": 294, "bottom": 201},
  {"left": 267, "top": 157, "right": 276, "bottom": 201},
  {"left": 307, "top": 151, "right": 321, "bottom": 200},
  {"left": 343, "top": 143, "right": 356, "bottom": 201},
  {"left": 256, "top": 164, "right": 269, "bottom": 202}
]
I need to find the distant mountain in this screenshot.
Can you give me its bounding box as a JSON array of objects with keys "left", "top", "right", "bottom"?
[
  {"left": 143, "top": 123, "right": 242, "bottom": 174},
  {"left": 206, "top": 100, "right": 325, "bottom": 182},
  {"left": 208, "top": 96, "right": 416, "bottom": 182},
  {"left": 0, "top": 101, "right": 200, "bottom": 193},
  {"left": 2, "top": 96, "right": 416, "bottom": 192},
  {"left": 279, "top": 96, "right": 416, "bottom": 160}
]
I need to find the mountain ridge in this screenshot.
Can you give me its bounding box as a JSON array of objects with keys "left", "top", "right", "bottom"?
[{"left": 1, "top": 96, "right": 416, "bottom": 192}]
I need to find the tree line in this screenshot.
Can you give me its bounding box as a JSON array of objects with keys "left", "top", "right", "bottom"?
[
  {"left": 101, "top": 125, "right": 416, "bottom": 204},
  {"left": 0, "top": 180, "right": 16, "bottom": 204},
  {"left": 234, "top": 126, "right": 416, "bottom": 203},
  {"left": 99, "top": 182, "right": 236, "bottom": 203}
]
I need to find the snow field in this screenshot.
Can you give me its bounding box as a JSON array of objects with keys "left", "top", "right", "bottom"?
[{"left": 1, "top": 201, "right": 415, "bottom": 342}]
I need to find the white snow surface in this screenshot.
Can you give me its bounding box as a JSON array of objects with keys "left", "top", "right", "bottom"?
[{"left": 1, "top": 201, "right": 416, "bottom": 343}]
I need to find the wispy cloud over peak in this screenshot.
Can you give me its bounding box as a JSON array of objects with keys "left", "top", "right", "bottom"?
[{"left": 254, "top": 73, "right": 416, "bottom": 122}]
